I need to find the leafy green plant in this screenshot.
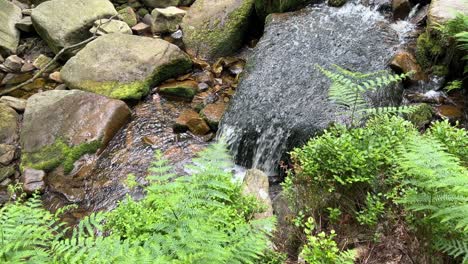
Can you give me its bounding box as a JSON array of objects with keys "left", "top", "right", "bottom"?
[
  {"left": 327, "top": 207, "right": 342, "bottom": 223},
  {"left": 356, "top": 193, "right": 385, "bottom": 227},
  {"left": 426, "top": 120, "right": 468, "bottom": 166}
]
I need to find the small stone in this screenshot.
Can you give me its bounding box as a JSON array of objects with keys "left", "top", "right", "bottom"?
[
  {"left": 392, "top": 0, "right": 411, "bottom": 20},
  {"left": 186, "top": 117, "right": 211, "bottom": 135},
  {"left": 21, "top": 168, "right": 46, "bottom": 193},
  {"left": 389, "top": 50, "right": 426, "bottom": 81},
  {"left": 90, "top": 19, "right": 132, "bottom": 36},
  {"left": 158, "top": 80, "right": 198, "bottom": 101},
  {"left": 200, "top": 102, "right": 226, "bottom": 130},
  {"left": 3, "top": 55, "right": 24, "bottom": 72},
  {"left": 0, "top": 166, "right": 15, "bottom": 182},
  {"left": 171, "top": 29, "right": 183, "bottom": 39},
  {"left": 118, "top": 6, "right": 138, "bottom": 27},
  {"left": 16, "top": 16, "right": 34, "bottom": 33},
  {"left": 131, "top": 22, "right": 151, "bottom": 34},
  {"left": 0, "top": 144, "right": 16, "bottom": 165},
  {"left": 141, "top": 14, "right": 153, "bottom": 25},
  {"left": 197, "top": 82, "right": 209, "bottom": 92},
  {"left": 32, "top": 54, "right": 56, "bottom": 71},
  {"left": 49, "top": 71, "right": 62, "bottom": 83},
  {"left": 20, "top": 62, "right": 35, "bottom": 72},
  {"left": 173, "top": 109, "right": 200, "bottom": 132},
  {"left": 194, "top": 70, "right": 214, "bottom": 86},
  {"left": 151, "top": 6, "right": 186, "bottom": 34},
  {"left": 0, "top": 96, "right": 26, "bottom": 111}
]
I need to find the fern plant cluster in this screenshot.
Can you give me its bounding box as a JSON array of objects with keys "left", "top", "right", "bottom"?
[{"left": 0, "top": 142, "right": 275, "bottom": 263}]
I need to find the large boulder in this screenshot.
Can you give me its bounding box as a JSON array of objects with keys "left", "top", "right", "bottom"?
[
  {"left": 255, "top": 0, "right": 311, "bottom": 18},
  {"left": 0, "top": 103, "right": 19, "bottom": 145},
  {"left": 31, "top": 0, "right": 117, "bottom": 54},
  {"left": 61, "top": 33, "right": 192, "bottom": 100},
  {"left": 142, "top": 0, "right": 195, "bottom": 8},
  {"left": 428, "top": 0, "right": 468, "bottom": 27},
  {"left": 20, "top": 90, "right": 131, "bottom": 174},
  {"left": 181, "top": 0, "right": 255, "bottom": 61},
  {"left": 0, "top": 0, "right": 22, "bottom": 55}
]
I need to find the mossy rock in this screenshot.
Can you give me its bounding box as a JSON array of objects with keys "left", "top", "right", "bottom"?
[
  {"left": 328, "top": 0, "right": 347, "bottom": 7},
  {"left": 158, "top": 80, "right": 198, "bottom": 101},
  {"left": 181, "top": 0, "right": 255, "bottom": 61},
  {"left": 255, "top": 0, "right": 312, "bottom": 18},
  {"left": 61, "top": 33, "right": 192, "bottom": 100},
  {"left": 0, "top": 103, "right": 19, "bottom": 145}
]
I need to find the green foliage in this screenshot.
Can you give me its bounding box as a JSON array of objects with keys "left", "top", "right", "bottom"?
[
  {"left": 427, "top": 120, "right": 468, "bottom": 166},
  {"left": 326, "top": 207, "right": 342, "bottom": 223},
  {"left": 318, "top": 65, "right": 419, "bottom": 125},
  {"left": 299, "top": 217, "right": 356, "bottom": 264},
  {"left": 444, "top": 80, "right": 463, "bottom": 92},
  {"left": 356, "top": 193, "right": 385, "bottom": 227}
]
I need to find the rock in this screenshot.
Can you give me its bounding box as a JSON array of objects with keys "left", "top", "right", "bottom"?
[
  {"left": 0, "top": 103, "right": 19, "bottom": 145},
  {"left": 0, "top": 165, "right": 15, "bottom": 182},
  {"left": 32, "top": 54, "right": 58, "bottom": 71},
  {"left": 49, "top": 71, "right": 62, "bottom": 83},
  {"left": 0, "top": 55, "right": 4, "bottom": 63},
  {"left": 389, "top": 50, "right": 426, "bottom": 81},
  {"left": 20, "top": 168, "right": 45, "bottom": 193},
  {"left": 151, "top": 6, "right": 186, "bottom": 33},
  {"left": 20, "top": 90, "right": 131, "bottom": 173},
  {"left": 131, "top": 22, "right": 151, "bottom": 34},
  {"left": 428, "top": 0, "right": 468, "bottom": 27},
  {"left": 89, "top": 19, "right": 132, "bottom": 36},
  {"left": 158, "top": 80, "right": 198, "bottom": 101},
  {"left": 0, "top": 0, "right": 22, "bottom": 55},
  {"left": 197, "top": 82, "right": 209, "bottom": 91},
  {"left": 392, "top": 0, "right": 411, "bottom": 20},
  {"left": 142, "top": 0, "right": 195, "bottom": 8},
  {"left": 118, "top": 6, "right": 138, "bottom": 27},
  {"left": 141, "top": 14, "right": 153, "bottom": 25},
  {"left": 3, "top": 55, "right": 24, "bottom": 72},
  {"left": 0, "top": 96, "right": 26, "bottom": 111},
  {"left": 200, "top": 102, "right": 225, "bottom": 130},
  {"left": 55, "top": 84, "right": 67, "bottom": 90},
  {"left": 186, "top": 117, "right": 211, "bottom": 135},
  {"left": 181, "top": 0, "right": 255, "bottom": 61},
  {"left": 61, "top": 33, "right": 192, "bottom": 100},
  {"left": 328, "top": 0, "right": 347, "bottom": 7},
  {"left": 0, "top": 144, "right": 16, "bottom": 165},
  {"left": 173, "top": 109, "right": 200, "bottom": 132},
  {"left": 194, "top": 70, "right": 214, "bottom": 85},
  {"left": 242, "top": 169, "right": 273, "bottom": 219},
  {"left": 21, "top": 63, "right": 35, "bottom": 72},
  {"left": 171, "top": 29, "right": 183, "bottom": 39},
  {"left": 21, "top": 8, "right": 32, "bottom": 16},
  {"left": 16, "top": 16, "right": 34, "bottom": 32},
  {"left": 255, "top": 0, "right": 311, "bottom": 17},
  {"left": 31, "top": 0, "right": 118, "bottom": 54}
]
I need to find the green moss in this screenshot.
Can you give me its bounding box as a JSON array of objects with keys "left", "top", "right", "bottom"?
[
  {"left": 416, "top": 31, "right": 446, "bottom": 71},
  {"left": 328, "top": 0, "right": 347, "bottom": 7},
  {"left": 432, "top": 65, "right": 448, "bottom": 76},
  {"left": 21, "top": 139, "right": 101, "bottom": 174},
  {"left": 151, "top": 58, "right": 193, "bottom": 85}
]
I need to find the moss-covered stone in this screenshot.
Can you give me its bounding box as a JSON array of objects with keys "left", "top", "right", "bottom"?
[
  {"left": 21, "top": 139, "right": 101, "bottom": 174},
  {"left": 158, "top": 80, "right": 198, "bottom": 101},
  {"left": 255, "top": 0, "right": 311, "bottom": 18},
  {"left": 118, "top": 6, "right": 138, "bottom": 27},
  {"left": 328, "top": 0, "right": 347, "bottom": 7},
  {"left": 416, "top": 32, "right": 444, "bottom": 69}
]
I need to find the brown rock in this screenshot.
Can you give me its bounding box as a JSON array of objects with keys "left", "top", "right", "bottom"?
[
  {"left": 20, "top": 168, "right": 45, "bottom": 193},
  {"left": 200, "top": 102, "right": 226, "bottom": 130},
  {"left": 392, "top": 0, "right": 411, "bottom": 20},
  {"left": 131, "top": 22, "right": 151, "bottom": 34},
  {"left": 186, "top": 117, "right": 210, "bottom": 135},
  {"left": 174, "top": 109, "right": 200, "bottom": 132},
  {"left": 436, "top": 105, "right": 463, "bottom": 122},
  {"left": 389, "top": 50, "right": 427, "bottom": 81}
]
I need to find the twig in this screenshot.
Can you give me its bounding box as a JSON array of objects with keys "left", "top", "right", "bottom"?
[{"left": 0, "top": 14, "right": 119, "bottom": 96}]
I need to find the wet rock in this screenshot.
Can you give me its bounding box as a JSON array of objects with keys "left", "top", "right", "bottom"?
[
  {"left": 20, "top": 168, "right": 45, "bottom": 193},
  {"left": 16, "top": 16, "right": 34, "bottom": 33},
  {"left": 410, "top": 4, "right": 429, "bottom": 25},
  {"left": 0, "top": 96, "right": 26, "bottom": 111},
  {"left": 90, "top": 19, "right": 132, "bottom": 35},
  {"left": 0, "top": 165, "right": 15, "bottom": 182},
  {"left": 142, "top": 0, "right": 194, "bottom": 8},
  {"left": 31, "top": 0, "right": 118, "bottom": 54},
  {"left": 392, "top": 0, "right": 411, "bottom": 20},
  {"left": 389, "top": 50, "right": 426, "bottom": 81},
  {"left": 200, "top": 102, "right": 225, "bottom": 130},
  {"left": 181, "top": 0, "right": 255, "bottom": 61},
  {"left": 255, "top": 0, "right": 311, "bottom": 17},
  {"left": 173, "top": 109, "right": 200, "bottom": 132},
  {"left": 0, "top": 144, "right": 16, "bottom": 165},
  {"left": 191, "top": 91, "right": 212, "bottom": 111},
  {"left": 20, "top": 90, "right": 131, "bottom": 174},
  {"left": 186, "top": 117, "right": 211, "bottom": 135},
  {"left": 158, "top": 80, "right": 198, "bottom": 101},
  {"left": 0, "top": 103, "right": 19, "bottom": 145},
  {"left": 328, "top": 0, "right": 347, "bottom": 7},
  {"left": 3, "top": 55, "right": 24, "bottom": 72},
  {"left": 242, "top": 169, "right": 273, "bottom": 219},
  {"left": 0, "top": 0, "right": 22, "bottom": 55},
  {"left": 61, "top": 33, "right": 192, "bottom": 100},
  {"left": 436, "top": 104, "right": 463, "bottom": 122},
  {"left": 428, "top": 0, "right": 468, "bottom": 27},
  {"left": 118, "top": 6, "right": 138, "bottom": 27},
  {"left": 151, "top": 6, "right": 186, "bottom": 34},
  {"left": 131, "top": 22, "right": 151, "bottom": 34}
]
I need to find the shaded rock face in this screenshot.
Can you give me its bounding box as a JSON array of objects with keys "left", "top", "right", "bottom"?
[
  {"left": 20, "top": 168, "right": 45, "bottom": 193},
  {"left": 0, "top": 0, "right": 22, "bottom": 55},
  {"left": 20, "top": 90, "right": 131, "bottom": 174},
  {"left": 31, "top": 0, "right": 117, "bottom": 54},
  {"left": 142, "top": 0, "right": 195, "bottom": 8},
  {"left": 61, "top": 33, "right": 192, "bottom": 100},
  {"left": 428, "top": 0, "right": 468, "bottom": 27},
  {"left": 0, "top": 103, "right": 19, "bottom": 145},
  {"left": 219, "top": 3, "right": 404, "bottom": 175},
  {"left": 181, "top": 0, "right": 255, "bottom": 61}
]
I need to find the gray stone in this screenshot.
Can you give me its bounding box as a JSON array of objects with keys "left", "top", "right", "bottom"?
[
  {"left": 20, "top": 90, "right": 131, "bottom": 173},
  {"left": 32, "top": 54, "right": 58, "bottom": 71},
  {"left": 118, "top": 6, "right": 138, "bottom": 27},
  {"left": 0, "top": 165, "right": 15, "bottom": 182},
  {"left": 151, "top": 6, "right": 186, "bottom": 33},
  {"left": 428, "top": 0, "right": 468, "bottom": 27},
  {"left": 16, "top": 16, "right": 34, "bottom": 32},
  {"left": 242, "top": 169, "right": 273, "bottom": 219},
  {"left": 0, "top": 144, "right": 16, "bottom": 165},
  {"left": 90, "top": 19, "right": 132, "bottom": 36},
  {"left": 21, "top": 62, "right": 35, "bottom": 72},
  {"left": 0, "top": 96, "right": 27, "bottom": 111},
  {"left": 61, "top": 33, "right": 192, "bottom": 100},
  {"left": 20, "top": 168, "right": 45, "bottom": 193},
  {"left": 142, "top": 0, "right": 195, "bottom": 8},
  {"left": 255, "top": 0, "right": 311, "bottom": 18},
  {"left": 31, "top": 0, "right": 118, "bottom": 54},
  {"left": 0, "top": 0, "right": 22, "bottom": 55},
  {"left": 3, "top": 55, "right": 24, "bottom": 72},
  {"left": 131, "top": 22, "right": 151, "bottom": 34},
  {"left": 0, "top": 103, "right": 19, "bottom": 145},
  {"left": 181, "top": 0, "right": 255, "bottom": 61}
]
